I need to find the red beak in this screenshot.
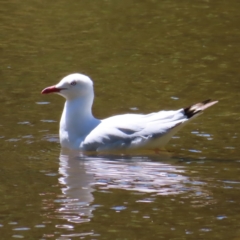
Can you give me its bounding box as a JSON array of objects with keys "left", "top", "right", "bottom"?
[{"left": 41, "top": 85, "right": 62, "bottom": 94}]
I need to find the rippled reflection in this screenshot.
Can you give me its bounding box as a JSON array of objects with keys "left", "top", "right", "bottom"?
[
  {"left": 56, "top": 150, "right": 211, "bottom": 224},
  {"left": 57, "top": 152, "right": 95, "bottom": 223}
]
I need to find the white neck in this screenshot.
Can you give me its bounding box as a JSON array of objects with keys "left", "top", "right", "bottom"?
[{"left": 59, "top": 95, "right": 100, "bottom": 148}]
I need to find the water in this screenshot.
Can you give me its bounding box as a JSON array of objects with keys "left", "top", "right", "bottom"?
[{"left": 1, "top": 0, "right": 240, "bottom": 239}]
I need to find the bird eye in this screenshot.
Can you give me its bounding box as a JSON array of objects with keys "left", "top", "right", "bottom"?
[{"left": 70, "top": 81, "right": 77, "bottom": 86}]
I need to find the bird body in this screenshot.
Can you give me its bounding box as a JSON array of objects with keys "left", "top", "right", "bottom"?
[{"left": 41, "top": 73, "right": 218, "bottom": 152}]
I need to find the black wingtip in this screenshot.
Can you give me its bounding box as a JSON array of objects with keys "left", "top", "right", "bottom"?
[{"left": 184, "top": 99, "right": 218, "bottom": 119}]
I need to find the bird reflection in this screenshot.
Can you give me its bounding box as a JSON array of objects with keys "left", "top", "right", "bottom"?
[
  {"left": 56, "top": 149, "right": 194, "bottom": 224},
  {"left": 58, "top": 150, "right": 95, "bottom": 223}
]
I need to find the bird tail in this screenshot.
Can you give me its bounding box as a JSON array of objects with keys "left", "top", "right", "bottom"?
[{"left": 184, "top": 99, "right": 218, "bottom": 119}]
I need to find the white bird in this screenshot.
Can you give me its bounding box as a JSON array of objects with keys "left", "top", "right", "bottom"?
[{"left": 41, "top": 73, "right": 218, "bottom": 152}]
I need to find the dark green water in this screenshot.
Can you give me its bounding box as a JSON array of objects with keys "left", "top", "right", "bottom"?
[{"left": 1, "top": 0, "right": 240, "bottom": 239}]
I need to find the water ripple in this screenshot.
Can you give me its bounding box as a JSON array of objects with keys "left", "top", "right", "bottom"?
[{"left": 50, "top": 151, "right": 212, "bottom": 224}]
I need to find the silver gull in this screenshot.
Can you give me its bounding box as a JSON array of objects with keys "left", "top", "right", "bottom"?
[{"left": 41, "top": 73, "right": 218, "bottom": 151}]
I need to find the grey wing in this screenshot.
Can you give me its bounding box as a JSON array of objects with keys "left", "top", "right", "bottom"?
[
  {"left": 81, "top": 109, "right": 187, "bottom": 151},
  {"left": 81, "top": 123, "right": 143, "bottom": 151}
]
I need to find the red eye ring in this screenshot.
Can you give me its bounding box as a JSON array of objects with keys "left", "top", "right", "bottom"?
[{"left": 70, "top": 81, "right": 77, "bottom": 86}]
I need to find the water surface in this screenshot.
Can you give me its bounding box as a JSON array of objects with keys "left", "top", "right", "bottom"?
[{"left": 0, "top": 0, "right": 240, "bottom": 239}]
